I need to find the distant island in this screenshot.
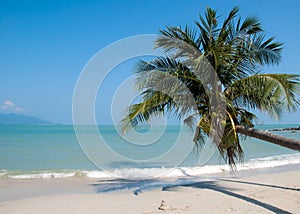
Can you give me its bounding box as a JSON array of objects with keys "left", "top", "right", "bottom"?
[
  {"left": 0, "top": 113, "right": 54, "bottom": 125},
  {"left": 267, "top": 126, "right": 300, "bottom": 132}
]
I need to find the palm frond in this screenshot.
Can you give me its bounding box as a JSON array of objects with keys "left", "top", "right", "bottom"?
[
  {"left": 219, "top": 6, "right": 239, "bottom": 38},
  {"left": 157, "top": 26, "right": 200, "bottom": 54},
  {"left": 252, "top": 35, "right": 283, "bottom": 65},
  {"left": 227, "top": 74, "right": 300, "bottom": 119},
  {"left": 121, "top": 90, "right": 173, "bottom": 133},
  {"left": 239, "top": 16, "right": 262, "bottom": 35}
]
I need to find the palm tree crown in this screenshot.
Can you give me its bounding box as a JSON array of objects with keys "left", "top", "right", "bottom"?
[{"left": 122, "top": 7, "right": 300, "bottom": 167}]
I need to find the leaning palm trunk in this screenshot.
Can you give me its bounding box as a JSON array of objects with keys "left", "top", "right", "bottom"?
[{"left": 236, "top": 125, "right": 300, "bottom": 151}]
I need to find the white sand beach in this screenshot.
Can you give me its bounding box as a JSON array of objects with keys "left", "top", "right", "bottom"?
[{"left": 1, "top": 169, "right": 299, "bottom": 214}]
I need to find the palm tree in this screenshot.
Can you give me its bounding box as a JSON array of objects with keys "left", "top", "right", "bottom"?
[{"left": 122, "top": 7, "right": 300, "bottom": 167}]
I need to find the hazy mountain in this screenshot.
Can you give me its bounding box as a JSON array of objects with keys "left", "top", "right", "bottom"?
[{"left": 0, "top": 113, "right": 54, "bottom": 125}]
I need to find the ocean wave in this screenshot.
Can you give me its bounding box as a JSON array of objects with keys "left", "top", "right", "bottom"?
[{"left": 1, "top": 153, "right": 300, "bottom": 180}]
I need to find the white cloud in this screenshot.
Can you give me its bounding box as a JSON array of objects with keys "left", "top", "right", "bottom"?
[{"left": 0, "top": 100, "right": 25, "bottom": 113}]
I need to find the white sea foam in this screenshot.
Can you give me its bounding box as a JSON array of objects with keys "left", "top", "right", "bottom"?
[
  {"left": 1, "top": 153, "right": 300, "bottom": 180},
  {"left": 9, "top": 172, "right": 77, "bottom": 179},
  {"left": 0, "top": 169, "right": 7, "bottom": 177}
]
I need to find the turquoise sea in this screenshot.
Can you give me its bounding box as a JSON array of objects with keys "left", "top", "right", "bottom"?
[{"left": 0, "top": 124, "right": 299, "bottom": 180}]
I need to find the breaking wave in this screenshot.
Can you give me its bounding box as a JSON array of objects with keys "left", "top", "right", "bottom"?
[{"left": 1, "top": 153, "right": 300, "bottom": 180}]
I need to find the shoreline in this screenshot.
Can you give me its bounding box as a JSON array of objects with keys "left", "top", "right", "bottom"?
[
  {"left": 2, "top": 152, "right": 300, "bottom": 179},
  {"left": 1, "top": 166, "right": 299, "bottom": 213}
]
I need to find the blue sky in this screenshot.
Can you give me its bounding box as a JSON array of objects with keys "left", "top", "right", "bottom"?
[{"left": 1, "top": 0, "right": 300, "bottom": 124}]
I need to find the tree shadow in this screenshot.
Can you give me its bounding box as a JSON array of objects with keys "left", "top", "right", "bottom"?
[
  {"left": 90, "top": 176, "right": 294, "bottom": 213},
  {"left": 90, "top": 177, "right": 212, "bottom": 195},
  {"left": 91, "top": 178, "right": 172, "bottom": 195},
  {"left": 218, "top": 179, "right": 300, "bottom": 192},
  {"left": 162, "top": 181, "right": 292, "bottom": 214}
]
